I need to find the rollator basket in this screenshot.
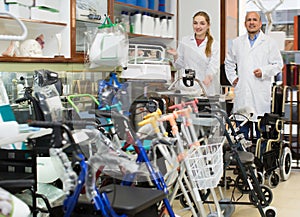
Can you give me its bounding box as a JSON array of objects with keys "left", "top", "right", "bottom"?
[{"left": 186, "top": 143, "right": 223, "bottom": 190}]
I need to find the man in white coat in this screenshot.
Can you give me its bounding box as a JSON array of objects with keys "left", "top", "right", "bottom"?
[{"left": 224, "top": 11, "right": 283, "bottom": 140}]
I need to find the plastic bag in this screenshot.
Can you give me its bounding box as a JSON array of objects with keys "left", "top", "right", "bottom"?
[{"left": 89, "top": 16, "right": 129, "bottom": 69}]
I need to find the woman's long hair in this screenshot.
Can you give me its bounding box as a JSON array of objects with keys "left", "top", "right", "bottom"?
[{"left": 193, "top": 11, "right": 214, "bottom": 57}]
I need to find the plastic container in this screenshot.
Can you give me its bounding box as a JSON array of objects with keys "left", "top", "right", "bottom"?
[
  {"left": 126, "top": 0, "right": 137, "bottom": 5},
  {"left": 142, "top": 13, "right": 154, "bottom": 35},
  {"left": 141, "top": 12, "right": 148, "bottom": 35},
  {"left": 131, "top": 11, "right": 142, "bottom": 34},
  {"left": 160, "top": 16, "right": 168, "bottom": 37},
  {"left": 148, "top": 0, "right": 155, "bottom": 10},
  {"left": 153, "top": 15, "right": 161, "bottom": 36},
  {"left": 121, "top": 11, "right": 130, "bottom": 32},
  {"left": 158, "top": 0, "right": 165, "bottom": 12},
  {"left": 137, "top": 0, "right": 147, "bottom": 8},
  {"left": 167, "top": 17, "right": 173, "bottom": 38},
  {"left": 148, "top": 15, "right": 155, "bottom": 36}
]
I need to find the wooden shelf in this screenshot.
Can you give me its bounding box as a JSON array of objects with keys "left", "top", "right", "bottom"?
[{"left": 0, "top": 56, "right": 84, "bottom": 63}]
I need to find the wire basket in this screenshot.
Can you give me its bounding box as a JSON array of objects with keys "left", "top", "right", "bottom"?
[{"left": 186, "top": 143, "right": 223, "bottom": 190}]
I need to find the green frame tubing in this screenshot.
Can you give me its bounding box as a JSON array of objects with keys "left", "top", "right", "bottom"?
[{"left": 67, "top": 94, "right": 100, "bottom": 113}]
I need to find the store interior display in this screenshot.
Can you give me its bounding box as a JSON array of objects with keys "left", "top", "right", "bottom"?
[{"left": 1, "top": 1, "right": 300, "bottom": 217}]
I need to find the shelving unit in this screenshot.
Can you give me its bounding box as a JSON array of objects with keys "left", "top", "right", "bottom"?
[
  {"left": 0, "top": 1, "right": 71, "bottom": 62},
  {"left": 108, "top": 0, "right": 177, "bottom": 46},
  {"left": 281, "top": 51, "right": 300, "bottom": 167},
  {"left": 113, "top": 2, "right": 174, "bottom": 17},
  {"left": 0, "top": 0, "right": 178, "bottom": 63}
]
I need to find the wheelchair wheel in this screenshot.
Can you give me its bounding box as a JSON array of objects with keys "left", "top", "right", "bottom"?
[
  {"left": 257, "top": 171, "right": 265, "bottom": 185},
  {"left": 267, "top": 171, "right": 280, "bottom": 188},
  {"left": 280, "top": 146, "right": 292, "bottom": 181},
  {"left": 249, "top": 185, "right": 273, "bottom": 207},
  {"left": 178, "top": 192, "right": 193, "bottom": 208},
  {"left": 179, "top": 189, "right": 210, "bottom": 208},
  {"left": 235, "top": 174, "right": 252, "bottom": 193}
]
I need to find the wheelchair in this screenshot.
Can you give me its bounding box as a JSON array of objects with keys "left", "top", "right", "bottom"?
[{"left": 255, "top": 113, "right": 292, "bottom": 188}]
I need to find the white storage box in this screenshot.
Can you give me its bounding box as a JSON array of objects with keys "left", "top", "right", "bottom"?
[
  {"left": 34, "top": 0, "right": 61, "bottom": 11},
  {"left": 31, "top": 6, "right": 60, "bottom": 22},
  {"left": 121, "top": 63, "right": 172, "bottom": 83},
  {"left": 5, "top": 3, "right": 30, "bottom": 19},
  {"left": 4, "top": 0, "right": 34, "bottom": 6}
]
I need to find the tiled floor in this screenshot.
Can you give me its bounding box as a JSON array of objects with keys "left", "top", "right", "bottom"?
[{"left": 172, "top": 169, "right": 300, "bottom": 217}]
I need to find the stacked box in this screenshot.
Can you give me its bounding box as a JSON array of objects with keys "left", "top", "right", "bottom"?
[{"left": 4, "top": 3, "right": 30, "bottom": 19}]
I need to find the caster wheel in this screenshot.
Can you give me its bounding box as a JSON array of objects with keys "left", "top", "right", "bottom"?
[
  {"left": 249, "top": 185, "right": 273, "bottom": 207},
  {"left": 267, "top": 171, "right": 280, "bottom": 188},
  {"left": 280, "top": 147, "right": 292, "bottom": 181},
  {"left": 179, "top": 189, "right": 210, "bottom": 208},
  {"left": 179, "top": 194, "right": 192, "bottom": 208},
  {"left": 207, "top": 212, "right": 218, "bottom": 217},
  {"left": 263, "top": 206, "right": 277, "bottom": 217},
  {"left": 257, "top": 171, "right": 265, "bottom": 185}
]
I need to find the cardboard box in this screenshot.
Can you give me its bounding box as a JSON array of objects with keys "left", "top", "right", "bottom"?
[{"left": 31, "top": 6, "right": 60, "bottom": 22}]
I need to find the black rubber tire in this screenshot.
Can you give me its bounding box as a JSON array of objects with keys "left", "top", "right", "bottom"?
[
  {"left": 236, "top": 174, "right": 251, "bottom": 193},
  {"left": 249, "top": 185, "right": 273, "bottom": 207},
  {"left": 267, "top": 172, "right": 280, "bottom": 188},
  {"left": 280, "top": 147, "right": 292, "bottom": 181},
  {"left": 265, "top": 207, "right": 277, "bottom": 217}
]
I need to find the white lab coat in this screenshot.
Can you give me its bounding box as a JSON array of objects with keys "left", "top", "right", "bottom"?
[
  {"left": 225, "top": 30, "right": 283, "bottom": 121},
  {"left": 174, "top": 35, "right": 220, "bottom": 96}
]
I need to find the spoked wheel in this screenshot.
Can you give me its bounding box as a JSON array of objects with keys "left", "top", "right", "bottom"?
[
  {"left": 280, "top": 146, "right": 292, "bottom": 181},
  {"left": 267, "top": 171, "right": 280, "bottom": 188},
  {"left": 235, "top": 174, "right": 252, "bottom": 194},
  {"left": 249, "top": 184, "right": 273, "bottom": 207}
]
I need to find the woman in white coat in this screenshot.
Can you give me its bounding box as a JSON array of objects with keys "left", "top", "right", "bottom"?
[
  {"left": 167, "top": 11, "right": 220, "bottom": 96},
  {"left": 224, "top": 11, "right": 283, "bottom": 139}
]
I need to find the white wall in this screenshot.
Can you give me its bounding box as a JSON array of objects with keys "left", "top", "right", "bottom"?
[
  {"left": 178, "top": 0, "right": 221, "bottom": 43},
  {"left": 246, "top": 0, "right": 300, "bottom": 11},
  {"left": 239, "top": 0, "right": 300, "bottom": 35}
]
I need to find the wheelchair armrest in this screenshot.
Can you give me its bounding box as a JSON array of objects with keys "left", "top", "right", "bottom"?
[{"left": 0, "top": 179, "right": 35, "bottom": 189}]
